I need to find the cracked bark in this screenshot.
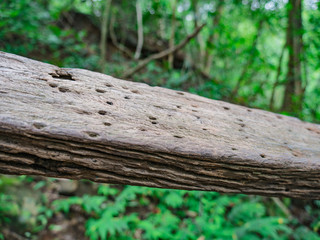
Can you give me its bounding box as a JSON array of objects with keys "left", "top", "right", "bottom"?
[{"left": 0, "top": 51, "right": 319, "bottom": 199}]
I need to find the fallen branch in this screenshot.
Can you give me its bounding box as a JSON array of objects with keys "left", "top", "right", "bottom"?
[
  {"left": 121, "top": 23, "right": 206, "bottom": 79},
  {"left": 0, "top": 51, "right": 320, "bottom": 199}
]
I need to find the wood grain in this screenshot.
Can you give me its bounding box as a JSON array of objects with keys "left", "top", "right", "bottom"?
[{"left": 0, "top": 51, "right": 319, "bottom": 198}]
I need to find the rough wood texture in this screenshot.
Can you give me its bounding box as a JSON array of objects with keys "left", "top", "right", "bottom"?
[{"left": 0, "top": 51, "right": 319, "bottom": 199}]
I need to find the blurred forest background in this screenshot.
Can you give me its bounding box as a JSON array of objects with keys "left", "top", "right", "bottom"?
[{"left": 1, "top": 0, "right": 320, "bottom": 239}]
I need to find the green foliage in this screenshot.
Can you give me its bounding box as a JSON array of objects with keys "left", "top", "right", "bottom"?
[
  {"left": 53, "top": 196, "right": 83, "bottom": 214},
  {"left": 1, "top": 176, "right": 320, "bottom": 239},
  {"left": 235, "top": 217, "right": 291, "bottom": 239},
  {"left": 86, "top": 211, "right": 138, "bottom": 240},
  {"left": 0, "top": 194, "right": 20, "bottom": 223},
  {"left": 0, "top": 176, "right": 53, "bottom": 236},
  {"left": 1, "top": 0, "right": 320, "bottom": 239},
  {"left": 228, "top": 202, "right": 266, "bottom": 224},
  {"left": 294, "top": 226, "right": 320, "bottom": 240},
  {"left": 164, "top": 191, "right": 184, "bottom": 208},
  {"left": 48, "top": 185, "right": 320, "bottom": 239}
]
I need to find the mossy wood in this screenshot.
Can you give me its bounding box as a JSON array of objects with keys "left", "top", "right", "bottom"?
[{"left": 0, "top": 52, "right": 319, "bottom": 199}]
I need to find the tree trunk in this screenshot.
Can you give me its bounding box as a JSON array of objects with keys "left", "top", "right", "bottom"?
[
  {"left": 191, "top": 0, "right": 205, "bottom": 68},
  {"left": 134, "top": 0, "right": 143, "bottom": 60},
  {"left": 270, "top": 42, "right": 286, "bottom": 111},
  {"left": 0, "top": 52, "right": 320, "bottom": 199},
  {"left": 168, "top": 0, "right": 178, "bottom": 69},
  {"left": 110, "top": 10, "right": 134, "bottom": 58},
  {"left": 99, "top": 0, "right": 112, "bottom": 71},
  {"left": 203, "top": 1, "right": 224, "bottom": 75},
  {"left": 282, "top": 0, "right": 303, "bottom": 113}
]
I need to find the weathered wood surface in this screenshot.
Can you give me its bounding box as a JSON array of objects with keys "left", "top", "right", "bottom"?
[{"left": 0, "top": 51, "right": 319, "bottom": 199}]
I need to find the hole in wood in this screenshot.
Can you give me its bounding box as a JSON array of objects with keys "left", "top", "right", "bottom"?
[
  {"left": 174, "top": 135, "right": 183, "bottom": 138},
  {"left": 176, "top": 106, "right": 181, "bottom": 109},
  {"left": 202, "top": 128, "right": 207, "bottom": 131},
  {"left": 260, "top": 154, "right": 266, "bottom": 158},
  {"left": 192, "top": 109, "right": 198, "bottom": 112},
  {"left": 93, "top": 159, "right": 97, "bottom": 163},
  {"left": 105, "top": 83, "right": 113, "bottom": 87},
  {"left": 49, "top": 70, "right": 74, "bottom": 80},
  {"left": 98, "top": 110, "right": 107, "bottom": 115},
  {"left": 58, "top": 86, "right": 70, "bottom": 93},
  {"left": 223, "top": 106, "right": 230, "bottom": 110},
  {"left": 33, "top": 122, "right": 46, "bottom": 129},
  {"left": 149, "top": 116, "right": 157, "bottom": 120},
  {"left": 232, "top": 148, "right": 237, "bottom": 151},
  {"left": 306, "top": 127, "right": 320, "bottom": 134},
  {"left": 103, "top": 122, "right": 111, "bottom": 126},
  {"left": 140, "top": 128, "right": 146, "bottom": 131},
  {"left": 124, "top": 96, "right": 130, "bottom": 99},
  {"left": 247, "top": 109, "right": 252, "bottom": 112},
  {"left": 151, "top": 121, "right": 157, "bottom": 124},
  {"left": 106, "top": 101, "right": 113, "bottom": 105},
  {"left": 191, "top": 105, "right": 198, "bottom": 108},
  {"left": 96, "top": 89, "right": 106, "bottom": 93},
  {"left": 176, "top": 92, "right": 184, "bottom": 95},
  {"left": 48, "top": 82, "right": 58, "bottom": 88},
  {"left": 131, "top": 90, "right": 140, "bottom": 94},
  {"left": 85, "top": 131, "right": 99, "bottom": 138}
]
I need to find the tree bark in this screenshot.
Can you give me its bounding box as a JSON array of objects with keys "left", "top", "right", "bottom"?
[
  {"left": 282, "top": 0, "right": 303, "bottom": 113},
  {"left": 134, "top": 0, "right": 143, "bottom": 60},
  {"left": 0, "top": 51, "right": 320, "bottom": 199}
]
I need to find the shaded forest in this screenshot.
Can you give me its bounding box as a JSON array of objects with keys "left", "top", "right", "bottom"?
[{"left": 1, "top": 0, "right": 320, "bottom": 239}]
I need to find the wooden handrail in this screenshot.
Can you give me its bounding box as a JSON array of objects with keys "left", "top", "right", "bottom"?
[{"left": 0, "top": 51, "right": 319, "bottom": 199}]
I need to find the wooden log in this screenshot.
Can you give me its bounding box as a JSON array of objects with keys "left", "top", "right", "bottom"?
[{"left": 0, "top": 51, "right": 319, "bottom": 199}]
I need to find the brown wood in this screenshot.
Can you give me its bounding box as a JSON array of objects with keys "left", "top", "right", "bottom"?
[
  {"left": 0, "top": 51, "right": 319, "bottom": 199},
  {"left": 282, "top": 0, "right": 303, "bottom": 112}
]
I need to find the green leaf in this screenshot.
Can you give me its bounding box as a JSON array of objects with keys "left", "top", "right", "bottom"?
[
  {"left": 52, "top": 196, "right": 82, "bottom": 214},
  {"left": 82, "top": 195, "right": 105, "bottom": 214},
  {"left": 164, "top": 192, "right": 184, "bottom": 208},
  {"left": 98, "top": 185, "right": 119, "bottom": 197}
]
